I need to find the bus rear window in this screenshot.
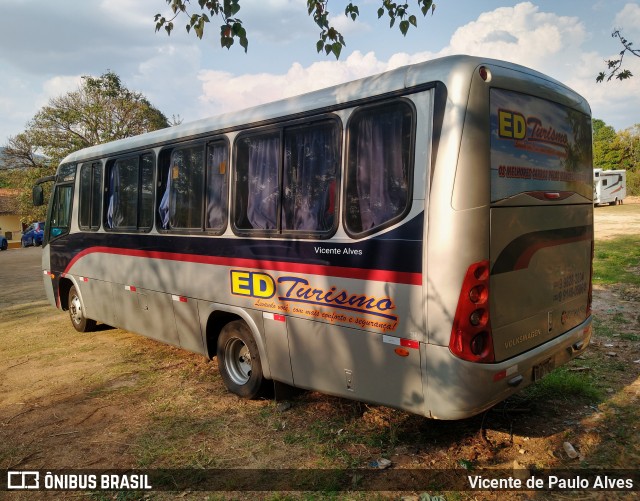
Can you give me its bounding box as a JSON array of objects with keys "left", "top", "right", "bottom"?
[{"left": 490, "top": 89, "right": 592, "bottom": 203}]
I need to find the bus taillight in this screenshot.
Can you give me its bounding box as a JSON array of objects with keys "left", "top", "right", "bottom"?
[{"left": 449, "top": 260, "right": 495, "bottom": 363}]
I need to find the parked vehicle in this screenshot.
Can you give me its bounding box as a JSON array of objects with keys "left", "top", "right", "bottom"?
[
  {"left": 0, "top": 234, "right": 7, "bottom": 251},
  {"left": 33, "top": 56, "right": 593, "bottom": 420},
  {"left": 21, "top": 222, "right": 45, "bottom": 247},
  {"left": 593, "top": 168, "right": 626, "bottom": 206}
]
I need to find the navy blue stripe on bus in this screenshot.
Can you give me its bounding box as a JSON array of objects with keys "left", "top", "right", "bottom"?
[{"left": 51, "top": 212, "right": 425, "bottom": 286}]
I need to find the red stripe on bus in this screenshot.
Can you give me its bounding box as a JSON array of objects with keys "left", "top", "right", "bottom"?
[{"left": 63, "top": 246, "right": 422, "bottom": 286}]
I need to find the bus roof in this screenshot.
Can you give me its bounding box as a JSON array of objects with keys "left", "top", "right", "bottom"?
[{"left": 59, "top": 54, "right": 586, "bottom": 166}]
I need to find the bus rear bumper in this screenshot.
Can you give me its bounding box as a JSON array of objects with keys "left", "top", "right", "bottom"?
[{"left": 424, "top": 316, "right": 592, "bottom": 420}]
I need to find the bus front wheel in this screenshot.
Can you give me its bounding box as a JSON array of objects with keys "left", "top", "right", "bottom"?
[
  {"left": 68, "top": 285, "right": 97, "bottom": 333},
  {"left": 217, "top": 320, "right": 265, "bottom": 399}
]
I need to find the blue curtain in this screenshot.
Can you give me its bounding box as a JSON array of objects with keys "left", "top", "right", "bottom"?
[
  {"left": 283, "top": 125, "right": 337, "bottom": 232},
  {"left": 106, "top": 165, "right": 119, "bottom": 229},
  {"left": 158, "top": 166, "right": 172, "bottom": 229},
  {"left": 206, "top": 143, "right": 228, "bottom": 230},
  {"left": 353, "top": 108, "right": 407, "bottom": 231},
  {"left": 246, "top": 135, "right": 279, "bottom": 230}
]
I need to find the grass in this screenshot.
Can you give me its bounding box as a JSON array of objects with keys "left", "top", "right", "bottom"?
[
  {"left": 522, "top": 365, "right": 603, "bottom": 403},
  {"left": 593, "top": 235, "right": 640, "bottom": 285},
  {"left": 2, "top": 230, "right": 639, "bottom": 498}
]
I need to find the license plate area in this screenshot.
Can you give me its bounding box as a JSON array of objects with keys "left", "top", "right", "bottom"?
[{"left": 533, "top": 357, "right": 554, "bottom": 381}]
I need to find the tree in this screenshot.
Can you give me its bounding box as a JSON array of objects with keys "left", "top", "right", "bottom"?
[
  {"left": 2, "top": 71, "right": 170, "bottom": 222},
  {"left": 154, "top": 0, "right": 436, "bottom": 59},
  {"left": 592, "top": 118, "right": 640, "bottom": 196},
  {"left": 597, "top": 30, "right": 639, "bottom": 82},
  {"left": 592, "top": 119, "right": 620, "bottom": 170}
]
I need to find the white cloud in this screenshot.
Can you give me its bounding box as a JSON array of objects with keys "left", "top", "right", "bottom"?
[
  {"left": 442, "top": 2, "right": 586, "bottom": 71},
  {"left": 197, "top": 51, "right": 392, "bottom": 115},
  {"left": 41, "top": 75, "right": 83, "bottom": 102},
  {"left": 195, "top": 1, "right": 640, "bottom": 130},
  {"left": 327, "top": 13, "right": 372, "bottom": 37},
  {"left": 614, "top": 3, "right": 640, "bottom": 37}
]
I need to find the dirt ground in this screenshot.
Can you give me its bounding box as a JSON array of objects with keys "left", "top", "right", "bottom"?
[
  {"left": 594, "top": 195, "right": 640, "bottom": 240},
  {"left": 1, "top": 203, "right": 639, "bottom": 499}
]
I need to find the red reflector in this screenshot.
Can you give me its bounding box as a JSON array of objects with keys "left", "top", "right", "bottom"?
[
  {"left": 394, "top": 348, "right": 410, "bottom": 357},
  {"left": 493, "top": 370, "right": 507, "bottom": 382},
  {"left": 125, "top": 285, "right": 137, "bottom": 292},
  {"left": 400, "top": 339, "right": 419, "bottom": 349},
  {"left": 449, "top": 260, "right": 495, "bottom": 363},
  {"left": 273, "top": 314, "right": 286, "bottom": 322}
]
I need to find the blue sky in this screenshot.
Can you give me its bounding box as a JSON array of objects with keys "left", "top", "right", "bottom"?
[{"left": 0, "top": 0, "right": 639, "bottom": 144}]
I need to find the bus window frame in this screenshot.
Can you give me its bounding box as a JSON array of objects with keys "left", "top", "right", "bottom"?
[
  {"left": 343, "top": 98, "right": 417, "bottom": 239},
  {"left": 231, "top": 114, "right": 342, "bottom": 240},
  {"left": 103, "top": 150, "right": 156, "bottom": 233},
  {"left": 47, "top": 181, "right": 75, "bottom": 244},
  {"left": 78, "top": 160, "right": 103, "bottom": 232},
  {"left": 155, "top": 136, "right": 230, "bottom": 236}
]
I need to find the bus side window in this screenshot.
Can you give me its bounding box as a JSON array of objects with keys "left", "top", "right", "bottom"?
[
  {"left": 345, "top": 100, "right": 414, "bottom": 237},
  {"left": 50, "top": 184, "right": 74, "bottom": 239},
  {"left": 206, "top": 141, "right": 229, "bottom": 231},
  {"left": 105, "top": 153, "right": 154, "bottom": 231},
  {"left": 168, "top": 145, "right": 205, "bottom": 230},
  {"left": 79, "top": 161, "right": 102, "bottom": 231},
  {"left": 235, "top": 132, "right": 280, "bottom": 231},
  {"left": 282, "top": 121, "right": 340, "bottom": 233}
]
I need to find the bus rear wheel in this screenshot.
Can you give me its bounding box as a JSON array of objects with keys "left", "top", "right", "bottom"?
[
  {"left": 217, "top": 320, "right": 265, "bottom": 399},
  {"left": 68, "top": 285, "right": 97, "bottom": 333}
]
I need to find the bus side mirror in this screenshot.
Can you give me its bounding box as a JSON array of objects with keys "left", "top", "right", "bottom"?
[{"left": 33, "top": 185, "right": 44, "bottom": 206}]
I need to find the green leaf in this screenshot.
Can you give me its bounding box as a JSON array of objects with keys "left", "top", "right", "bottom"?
[
  {"left": 239, "top": 35, "right": 248, "bottom": 53},
  {"left": 409, "top": 14, "right": 417, "bottom": 27},
  {"left": 377, "top": 7, "right": 384, "bottom": 18},
  {"left": 331, "top": 42, "right": 342, "bottom": 59},
  {"left": 617, "top": 70, "right": 633, "bottom": 80},
  {"left": 399, "top": 19, "right": 409, "bottom": 36},
  {"left": 316, "top": 39, "right": 324, "bottom": 53}
]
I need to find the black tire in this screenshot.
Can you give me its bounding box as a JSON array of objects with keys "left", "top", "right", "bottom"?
[
  {"left": 217, "top": 320, "right": 265, "bottom": 399},
  {"left": 68, "top": 285, "right": 97, "bottom": 333}
]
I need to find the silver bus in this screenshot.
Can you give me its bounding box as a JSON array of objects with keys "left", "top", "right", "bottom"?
[{"left": 34, "top": 55, "right": 594, "bottom": 419}]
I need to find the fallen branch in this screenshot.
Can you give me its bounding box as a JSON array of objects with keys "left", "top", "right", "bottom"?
[
  {"left": 74, "top": 405, "right": 112, "bottom": 426},
  {"left": 3, "top": 408, "right": 34, "bottom": 425},
  {"left": 6, "top": 359, "right": 30, "bottom": 370},
  {"left": 49, "top": 431, "right": 80, "bottom": 437}
]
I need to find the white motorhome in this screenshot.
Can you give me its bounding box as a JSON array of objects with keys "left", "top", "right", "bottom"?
[{"left": 594, "top": 168, "right": 626, "bottom": 205}]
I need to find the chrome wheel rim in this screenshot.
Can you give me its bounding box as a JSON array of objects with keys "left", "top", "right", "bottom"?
[
  {"left": 224, "top": 338, "right": 252, "bottom": 385},
  {"left": 70, "top": 294, "right": 83, "bottom": 325}
]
